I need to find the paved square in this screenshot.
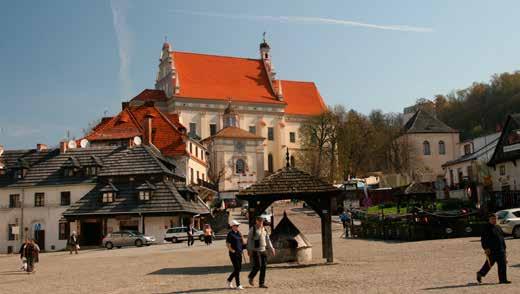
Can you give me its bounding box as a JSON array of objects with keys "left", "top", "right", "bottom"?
[{"left": 1, "top": 229, "right": 519, "bottom": 294}]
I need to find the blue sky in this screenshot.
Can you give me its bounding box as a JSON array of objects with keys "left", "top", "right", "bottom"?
[{"left": 1, "top": 0, "right": 520, "bottom": 149}]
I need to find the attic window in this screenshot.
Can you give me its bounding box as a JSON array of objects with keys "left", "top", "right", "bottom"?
[
  {"left": 85, "top": 166, "right": 98, "bottom": 176},
  {"left": 137, "top": 180, "right": 156, "bottom": 201},
  {"left": 63, "top": 168, "right": 75, "bottom": 177},
  {"left": 139, "top": 190, "right": 152, "bottom": 201},
  {"left": 102, "top": 192, "right": 115, "bottom": 203},
  {"left": 100, "top": 182, "right": 118, "bottom": 203}
]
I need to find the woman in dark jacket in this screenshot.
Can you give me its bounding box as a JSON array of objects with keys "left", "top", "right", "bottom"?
[{"left": 22, "top": 239, "right": 39, "bottom": 273}]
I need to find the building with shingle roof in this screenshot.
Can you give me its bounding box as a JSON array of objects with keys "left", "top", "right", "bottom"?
[
  {"left": 0, "top": 143, "right": 209, "bottom": 253},
  {"left": 399, "top": 109, "right": 460, "bottom": 184}
]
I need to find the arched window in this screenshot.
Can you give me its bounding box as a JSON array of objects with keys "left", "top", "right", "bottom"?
[
  {"left": 438, "top": 141, "right": 446, "bottom": 155},
  {"left": 267, "top": 154, "right": 274, "bottom": 173},
  {"left": 423, "top": 141, "right": 431, "bottom": 155},
  {"left": 235, "top": 159, "right": 245, "bottom": 174},
  {"left": 290, "top": 155, "right": 296, "bottom": 167}
]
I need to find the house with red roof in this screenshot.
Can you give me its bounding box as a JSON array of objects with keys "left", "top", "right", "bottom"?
[
  {"left": 130, "top": 37, "right": 327, "bottom": 184},
  {"left": 84, "top": 102, "right": 208, "bottom": 185}
]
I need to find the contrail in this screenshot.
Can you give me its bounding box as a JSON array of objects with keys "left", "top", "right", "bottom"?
[
  {"left": 170, "top": 9, "right": 433, "bottom": 33},
  {"left": 111, "top": 0, "right": 133, "bottom": 100}
]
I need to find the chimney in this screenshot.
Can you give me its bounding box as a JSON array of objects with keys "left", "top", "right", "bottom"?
[
  {"left": 36, "top": 143, "right": 47, "bottom": 151},
  {"left": 59, "top": 141, "right": 67, "bottom": 153},
  {"left": 144, "top": 117, "right": 153, "bottom": 145},
  {"left": 122, "top": 102, "right": 129, "bottom": 110}
]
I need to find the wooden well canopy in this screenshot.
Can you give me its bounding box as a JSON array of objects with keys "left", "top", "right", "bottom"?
[{"left": 237, "top": 165, "right": 342, "bottom": 262}]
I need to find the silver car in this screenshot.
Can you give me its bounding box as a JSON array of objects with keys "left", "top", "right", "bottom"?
[{"left": 103, "top": 231, "right": 156, "bottom": 249}]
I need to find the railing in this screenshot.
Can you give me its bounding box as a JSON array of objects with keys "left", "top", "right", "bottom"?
[
  {"left": 195, "top": 179, "right": 218, "bottom": 191},
  {"left": 487, "top": 190, "right": 520, "bottom": 211}
]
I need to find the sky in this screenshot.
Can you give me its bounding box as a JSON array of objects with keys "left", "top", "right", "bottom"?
[{"left": 1, "top": 0, "right": 520, "bottom": 149}]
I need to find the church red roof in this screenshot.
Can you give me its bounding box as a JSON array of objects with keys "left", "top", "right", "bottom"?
[
  {"left": 281, "top": 80, "right": 326, "bottom": 116},
  {"left": 173, "top": 51, "right": 283, "bottom": 105},
  {"left": 85, "top": 106, "right": 187, "bottom": 157},
  {"left": 171, "top": 51, "right": 326, "bottom": 116}
]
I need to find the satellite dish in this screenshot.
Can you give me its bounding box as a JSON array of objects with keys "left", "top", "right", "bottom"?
[
  {"left": 80, "top": 138, "right": 90, "bottom": 148},
  {"left": 68, "top": 140, "right": 77, "bottom": 149},
  {"left": 133, "top": 136, "right": 142, "bottom": 146}
]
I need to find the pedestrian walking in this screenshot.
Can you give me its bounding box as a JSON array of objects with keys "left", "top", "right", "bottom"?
[
  {"left": 187, "top": 222, "right": 195, "bottom": 247},
  {"left": 226, "top": 220, "right": 245, "bottom": 290},
  {"left": 340, "top": 211, "right": 351, "bottom": 238},
  {"left": 247, "top": 216, "right": 276, "bottom": 289},
  {"left": 203, "top": 224, "right": 213, "bottom": 246},
  {"left": 69, "top": 231, "right": 79, "bottom": 254},
  {"left": 476, "top": 213, "right": 511, "bottom": 284},
  {"left": 22, "top": 239, "right": 39, "bottom": 273},
  {"left": 18, "top": 239, "right": 29, "bottom": 271}
]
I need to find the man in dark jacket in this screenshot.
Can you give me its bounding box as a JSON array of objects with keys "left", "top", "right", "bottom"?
[{"left": 476, "top": 214, "right": 511, "bottom": 284}]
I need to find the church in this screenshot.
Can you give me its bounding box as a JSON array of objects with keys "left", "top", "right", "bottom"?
[{"left": 110, "top": 36, "right": 327, "bottom": 197}]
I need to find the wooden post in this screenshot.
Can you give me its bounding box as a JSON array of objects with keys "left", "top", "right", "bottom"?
[
  {"left": 321, "top": 198, "right": 333, "bottom": 263},
  {"left": 248, "top": 200, "right": 256, "bottom": 227}
]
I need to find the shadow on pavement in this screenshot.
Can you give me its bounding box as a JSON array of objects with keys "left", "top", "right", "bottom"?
[
  {"left": 422, "top": 282, "right": 498, "bottom": 290},
  {"left": 510, "top": 263, "right": 520, "bottom": 268},
  {"left": 149, "top": 262, "right": 337, "bottom": 276},
  {"left": 156, "top": 288, "right": 230, "bottom": 294}
]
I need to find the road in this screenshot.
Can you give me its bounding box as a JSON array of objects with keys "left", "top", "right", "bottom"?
[{"left": 0, "top": 205, "right": 518, "bottom": 293}]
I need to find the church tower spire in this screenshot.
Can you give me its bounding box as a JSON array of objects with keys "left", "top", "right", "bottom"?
[
  {"left": 259, "top": 33, "right": 283, "bottom": 101},
  {"left": 155, "top": 38, "right": 178, "bottom": 98}
]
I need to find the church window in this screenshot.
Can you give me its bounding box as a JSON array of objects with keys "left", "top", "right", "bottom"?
[
  {"left": 236, "top": 159, "right": 245, "bottom": 174},
  {"left": 289, "top": 132, "right": 296, "bottom": 143},
  {"left": 268, "top": 127, "right": 274, "bottom": 141},
  {"left": 438, "top": 141, "right": 446, "bottom": 155},
  {"left": 210, "top": 124, "right": 217, "bottom": 136},
  {"left": 189, "top": 123, "right": 197, "bottom": 136},
  {"left": 423, "top": 141, "right": 431, "bottom": 155},
  {"left": 267, "top": 154, "right": 274, "bottom": 173}
]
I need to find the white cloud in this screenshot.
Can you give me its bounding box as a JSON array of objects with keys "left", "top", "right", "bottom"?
[
  {"left": 170, "top": 9, "right": 433, "bottom": 33},
  {"left": 111, "top": 0, "right": 133, "bottom": 100}
]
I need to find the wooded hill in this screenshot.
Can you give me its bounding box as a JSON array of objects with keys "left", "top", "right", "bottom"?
[{"left": 430, "top": 71, "right": 520, "bottom": 140}]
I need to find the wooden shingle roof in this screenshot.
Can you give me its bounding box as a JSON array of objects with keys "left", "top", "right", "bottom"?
[
  {"left": 63, "top": 179, "right": 208, "bottom": 216},
  {"left": 237, "top": 166, "right": 340, "bottom": 198}
]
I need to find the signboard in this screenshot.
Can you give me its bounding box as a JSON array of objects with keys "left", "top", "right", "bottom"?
[
  {"left": 11, "top": 226, "right": 19, "bottom": 234},
  {"left": 503, "top": 143, "right": 520, "bottom": 153}
]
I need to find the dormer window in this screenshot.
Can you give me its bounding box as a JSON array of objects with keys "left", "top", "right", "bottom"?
[
  {"left": 139, "top": 190, "right": 151, "bottom": 201},
  {"left": 85, "top": 166, "right": 98, "bottom": 176},
  {"left": 102, "top": 192, "right": 114, "bottom": 203},
  {"left": 85, "top": 155, "right": 103, "bottom": 176},
  {"left": 100, "top": 182, "right": 118, "bottom": 203},
  {"left": 14, "top": 159, "right": 29, "bottom": 179},
  {"left": 63, "top": 156, "right": 81, "bottom": 177},
  {"left": 137, "top": 180, "right": 156, "bottom": 201},
  {"left": 63, "top": 168, "right": 75, "bottom": 177}
]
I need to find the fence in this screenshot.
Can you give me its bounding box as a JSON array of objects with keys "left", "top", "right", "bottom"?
[{"left": 486, "top": 190, "right": 520, "bottom": 211}]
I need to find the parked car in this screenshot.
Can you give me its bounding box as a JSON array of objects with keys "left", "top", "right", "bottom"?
[
  {"left": 103, "top": 231, "right": 156, "bottom": 249},
  {"left": 164, "top": 227, "right": 205, "bottom": 243},
  {"left": 496, "top": 208, "right": 520, "bottom": 238}
]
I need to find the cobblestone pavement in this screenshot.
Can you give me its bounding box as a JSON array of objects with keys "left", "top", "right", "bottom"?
[{"left": 1, "top": 207, "right": 519, "bottom": 294}]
